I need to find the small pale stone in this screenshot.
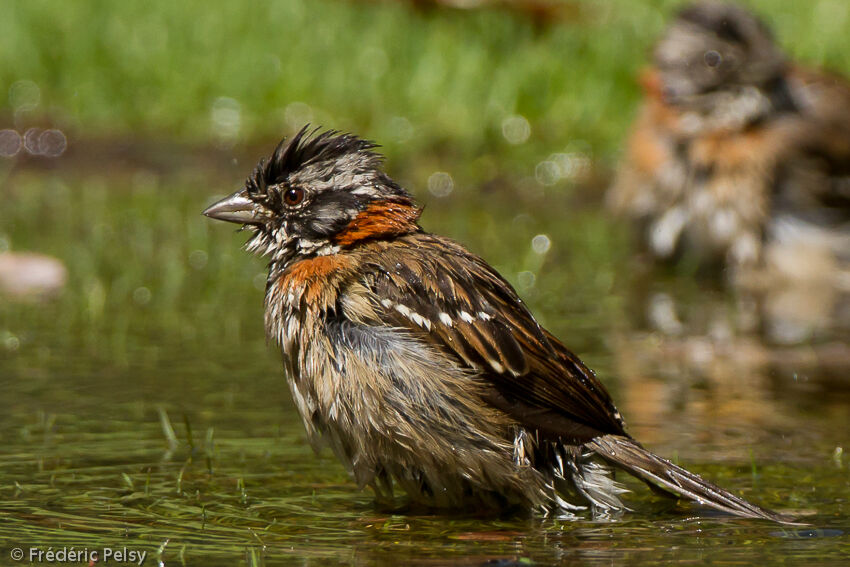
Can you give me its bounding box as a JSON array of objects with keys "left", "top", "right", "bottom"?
[{"left": 0, "top": 252, "right": 67, "bottom": 298}]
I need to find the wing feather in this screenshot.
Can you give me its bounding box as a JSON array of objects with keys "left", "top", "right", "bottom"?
[{"left": 358, "top": 233, "right": 626, "bottom": 444}]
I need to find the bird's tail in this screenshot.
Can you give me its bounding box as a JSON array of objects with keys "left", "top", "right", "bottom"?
[{"left": 587, "top": 434, "right": 800, "bottom": 524}]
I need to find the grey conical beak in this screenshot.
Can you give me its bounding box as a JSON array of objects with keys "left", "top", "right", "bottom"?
[{"left": 203, "top": 190, "right": 260, "bottom": 224}]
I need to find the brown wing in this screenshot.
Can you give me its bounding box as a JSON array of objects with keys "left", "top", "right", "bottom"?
[
  {"left": 359, "top": 232, "right": 627, "bottom": 444},
  {"left": 774, "top": 66, "right": 850, "bottom": 220}
]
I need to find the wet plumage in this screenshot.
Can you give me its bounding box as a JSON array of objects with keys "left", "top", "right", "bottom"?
[{"left": 205, "top": 126, "right": 794, "bottom": 521}]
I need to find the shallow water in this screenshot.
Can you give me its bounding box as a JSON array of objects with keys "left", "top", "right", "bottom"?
[{"left": 1, "top": 160, "right": 849, "bottom": 566}]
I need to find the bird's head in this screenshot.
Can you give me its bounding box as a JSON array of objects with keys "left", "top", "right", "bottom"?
[
  {"left": 204, "top": 127, "right": 421, "bottom": 268},
  {"left": 653, "top": 2, "right": 785, "bottom": 106}
]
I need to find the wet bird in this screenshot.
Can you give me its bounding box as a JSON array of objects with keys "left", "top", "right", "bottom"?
[
  {"left": 205, "top": 126, "right": 793, "bottom": 521},
  {"left": 608, "top": 1, "right": 850, "bottom": 281}
]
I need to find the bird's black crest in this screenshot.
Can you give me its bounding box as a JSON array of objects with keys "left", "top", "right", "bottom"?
[
  {"left": 245, "top": 125, "right": 383, "bottom": 205},
  {"left": 676, "top": 2, "right": 773, "bottom": 46}
]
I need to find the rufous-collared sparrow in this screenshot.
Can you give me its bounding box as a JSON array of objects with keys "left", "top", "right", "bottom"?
[{"left": 205, "top": 126, "right": 794, "bottom": 521}]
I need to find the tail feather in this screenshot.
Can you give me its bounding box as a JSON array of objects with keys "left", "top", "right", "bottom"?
[{"left": 588, "top": 435, "right": 801, "bottom": 524}]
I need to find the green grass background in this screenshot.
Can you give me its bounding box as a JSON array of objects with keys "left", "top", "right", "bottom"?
[{"left": 3, "top": 0, "right": 849, "bottom": 166}]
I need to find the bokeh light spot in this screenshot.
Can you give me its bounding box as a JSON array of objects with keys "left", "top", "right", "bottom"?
[
  {"left": 210, "top": 97, "right": 242, "bottom": 146},
  {"left": 0, "top": 130, "right": 22, "bottom": 157},
  {"left": 189, "top": 250, "right": 208, "bottom": 270},
  {"left": 284, "top": 102, "right": 314, "bottom": 130},
  {"left": 133, "top": 287, "right": 152, "bottom": 306},
  {"left": 37, "top": 129, "right": 67, "bottom": 157},
  {"left": 427, "top": 171, "right": 454, "bottom": 198},
  {"left": 535, "top": 160, "right": 560, "bottom": 186},
  {"left": 9, "top": 80, "right": 41, "bottom": 112},
  {"left": 501, "top": 115, "right": 531, "bottom": 145},
  {"left": 531, "top": 234, "right": 551, "bottom": 255},
  {"left": 23, "top": 128, "right": 42, "bottom": 155},
  {"left": 517, "top": 270, "right": 536, "bottom": 291}
]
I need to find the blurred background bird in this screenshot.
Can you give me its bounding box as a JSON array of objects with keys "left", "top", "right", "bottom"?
[{"left": 608, "top": 1, "right": 850, "bottom": 291}]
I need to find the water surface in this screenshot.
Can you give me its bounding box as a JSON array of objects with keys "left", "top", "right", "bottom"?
[{"left": 1, "top": 159, "right": 848, "bottom": 565}]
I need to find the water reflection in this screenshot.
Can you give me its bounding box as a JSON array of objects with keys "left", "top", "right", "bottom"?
[
  {"left": 0, "top": 151, "right": 847, "bottom": 565},
  {"left": 610, "top": 269, "right": 850, "bottom": 452}
]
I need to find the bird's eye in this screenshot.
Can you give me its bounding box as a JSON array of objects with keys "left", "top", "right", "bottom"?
[
  {"left": 704, "top": 50, "right": 722, "bottom": 68},
  {"left": 283, "top": 187, "right": 305, "bottom": 207}
]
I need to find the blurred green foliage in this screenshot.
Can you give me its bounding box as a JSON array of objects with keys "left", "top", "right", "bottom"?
[{"left": 3, "top": 0, "right": 849, "bottom": 168}]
